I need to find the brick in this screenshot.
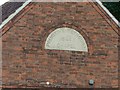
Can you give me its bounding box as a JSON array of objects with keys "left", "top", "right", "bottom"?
[{"left": 2, "top": 2, "right": 119, "bottom": 88}]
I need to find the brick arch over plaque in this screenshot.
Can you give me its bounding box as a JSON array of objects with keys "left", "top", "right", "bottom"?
[{"left": 45, "top": 27, "right": 88, "bottom": 52}]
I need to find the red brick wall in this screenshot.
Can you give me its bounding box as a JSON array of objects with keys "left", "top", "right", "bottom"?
[{"left": 2, "top": 2, "right": 119, "bottom": 88}]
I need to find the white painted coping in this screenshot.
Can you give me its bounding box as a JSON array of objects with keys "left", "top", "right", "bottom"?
[
  {"left": 0, "top": 0, "right": 119, "bottom": 30},
  {"left": 0, "top": 0, "right": 32, "bottom": 29},
  {"left": 95, "top": 0, "right": 120, "bottom": 27}
]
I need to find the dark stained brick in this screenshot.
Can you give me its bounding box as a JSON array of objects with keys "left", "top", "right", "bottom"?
[{"left": 2, "top": 2, "right": 119, "bottom": 88}]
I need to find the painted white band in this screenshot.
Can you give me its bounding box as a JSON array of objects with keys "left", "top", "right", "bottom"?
[
  {"left": 0, "top": 0, "right": 119, "bottom": 30},
  {"left": 95, "top": 0, "right": 120, "bottom": 27},
  {"left": 0, "top": 0, "right": 32, "bottom": 29}
]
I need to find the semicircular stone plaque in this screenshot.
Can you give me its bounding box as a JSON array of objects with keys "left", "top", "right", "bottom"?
[{"left": 45, "top": 27, "right": 88, "bottom": 52}]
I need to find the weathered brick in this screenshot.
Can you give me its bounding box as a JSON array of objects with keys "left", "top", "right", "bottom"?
[{"left": 2, "top": 2, "right": 119, "bottom": 88}]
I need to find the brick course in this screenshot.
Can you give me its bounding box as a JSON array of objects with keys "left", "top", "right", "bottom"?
[{"left": 2, "top": 2, "right": 119, "bottom": 88}]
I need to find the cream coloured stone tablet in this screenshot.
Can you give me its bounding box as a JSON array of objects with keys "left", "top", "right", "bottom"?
[{"left": 45, "top": 27, "right": 88, "bottom": 52}]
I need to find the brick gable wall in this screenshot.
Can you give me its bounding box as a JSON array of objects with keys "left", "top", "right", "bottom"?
[{"left": 2, "top": 2, "right": 119, "bottom": 88}]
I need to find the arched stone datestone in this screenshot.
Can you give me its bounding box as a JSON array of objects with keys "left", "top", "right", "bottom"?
[{"left": 45, "top": 27, "right": 88, "bottom": 52}]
